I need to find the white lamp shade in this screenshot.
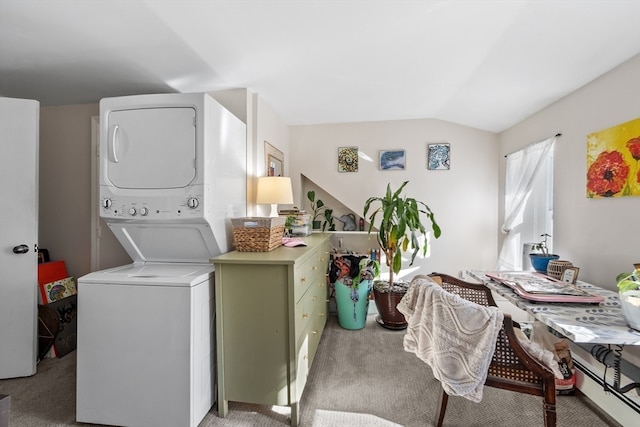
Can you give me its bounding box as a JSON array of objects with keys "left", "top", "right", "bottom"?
[{"left": 256, "top": 177, "right": 293, "bottom": 217}]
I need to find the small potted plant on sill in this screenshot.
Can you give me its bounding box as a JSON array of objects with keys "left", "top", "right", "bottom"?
[
  {"left": 307, "top": 190, "right": 335, "bottom": 231},
  {"left": 529, "top": 233, "right": 560, "bottom": 273},
  {"left": 617, "top": 263, "right": 640, "bottom": 331},
  {"left": 363, "top": 181, "right": 441, "bottom": 329}
]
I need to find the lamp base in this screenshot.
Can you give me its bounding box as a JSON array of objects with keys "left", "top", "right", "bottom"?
[{"left": 268, "top": 204, "right": 279, "bottom": 218}]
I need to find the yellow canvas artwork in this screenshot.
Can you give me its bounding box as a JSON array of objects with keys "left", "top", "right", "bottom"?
[{"left": 586, "top": 117, "right": 640, "bottom": 198}]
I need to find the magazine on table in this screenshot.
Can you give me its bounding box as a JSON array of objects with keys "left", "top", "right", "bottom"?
[{"left": 485, "top": 271, "right": 604, "bottom": 303}]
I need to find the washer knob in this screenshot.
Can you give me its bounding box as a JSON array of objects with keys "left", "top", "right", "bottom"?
[
  {"left": 102, "top": 198, "right": 112, "bottom": 209},
  {"left": 187, "top": 197, "right": 199, "bottom": 209},
  {"left": 139, "top": 207, "right": 149, "bottom": 216},
  {"left": 128, "top": 207, "right": 137, "bottom": 216}
]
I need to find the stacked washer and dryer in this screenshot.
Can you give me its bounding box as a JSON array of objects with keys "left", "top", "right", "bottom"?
[{"left": 77, "top": 93, "right": 246, "bottom": 427}]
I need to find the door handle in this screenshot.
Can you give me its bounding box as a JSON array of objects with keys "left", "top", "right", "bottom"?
[
  {"left": 108, "top": 124, "right": 120, "bottom": 163},
  {"left": 13, "top": 244, "right": 29, "bottom": 254}
]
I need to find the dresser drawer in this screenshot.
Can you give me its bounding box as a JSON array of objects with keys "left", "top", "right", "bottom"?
[
  {"left": 293, "top": 257, "right": 315, "bottom": 301},
  {"left": 294, "top": 309, "right": 323, "bottom": 401},
  {"left": 294, "top": 274, "right": 327, "bottom": 338},
  {"left": 295, "top": 330, "right": 310, "bottom": 402},
  {"left": 294, "top": 284, "right": 315, "bottom": 343},
  {"left": 294, "top": 325, "right": 325, "bottom": 400},
  {"left": 294, "top": 246, "right": 329, "bottom": 302},
  {"left": 308, "top": 282, "right": 327, "bottom": 365}
]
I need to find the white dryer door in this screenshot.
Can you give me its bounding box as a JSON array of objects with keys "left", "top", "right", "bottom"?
[{"left": 105, "top": 107, "right": 196, "bottom": 189}]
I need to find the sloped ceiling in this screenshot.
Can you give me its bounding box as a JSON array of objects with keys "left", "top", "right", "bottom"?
[{"left": 1, "top": 0, "right": 638, "bottom": 132}]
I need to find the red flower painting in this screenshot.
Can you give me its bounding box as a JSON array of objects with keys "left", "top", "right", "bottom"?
[
  {"left": 627, "top": 137, "right": 640, "bottom": 160},
  {"left": 586, "top": 151, "right": 630, "bottom": 197},
  {"left": 587, "top": 118, "right": 640, "bottom": 198}
]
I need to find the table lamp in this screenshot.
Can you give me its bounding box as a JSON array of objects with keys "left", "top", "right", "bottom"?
[{"left": 256, "top": 176, "right": 294, "bottom": 217}]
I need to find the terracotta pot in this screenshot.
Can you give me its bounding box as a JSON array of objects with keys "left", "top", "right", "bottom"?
[{"left": 373, "top": 287, "right": 408, "bottom": 330}]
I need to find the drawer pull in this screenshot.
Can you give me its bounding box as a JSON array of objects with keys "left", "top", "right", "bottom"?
[
  {"left": 312, "top": 265, "right": 318, "bottom": 271},
  {"left": 319, "top": 312, "right": 325, "bottom": 317},
  {"left": 302, "top": 313, "right": 309, "bottom": 319},
  {"left": 300, "top": 277, "right": 307, "bottom": 283},
  {"left": 312, "top": 330, "right": 318, "bottom": 334},
  {"left": 312, "top": 296, "right": 317, "bottom": 301}
]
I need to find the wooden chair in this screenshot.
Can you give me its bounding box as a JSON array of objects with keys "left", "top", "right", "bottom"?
[{"left": 429, "top": 273, "right": 557, "bottom": 427}]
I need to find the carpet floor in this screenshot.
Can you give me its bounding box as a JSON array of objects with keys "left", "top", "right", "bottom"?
[{"left": 0, "top": 314, "right": 621, "bottom": 426}]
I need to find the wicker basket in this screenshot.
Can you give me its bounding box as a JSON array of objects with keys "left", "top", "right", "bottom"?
[
  {"left": 547, "top": 260, "right": 573, "bottom": 280},
  {"left": 231, "top": 217, "right": 286, "bottom": 252}
]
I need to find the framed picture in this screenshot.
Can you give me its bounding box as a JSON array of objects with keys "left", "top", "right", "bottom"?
[
  {"left": 427, "top": 143, "right": 450, "bottom": 170},
  {"left": 586, "top": 117, "right": 640, "bottom": 198},
  {"left": 265, "top": 141, "right": 284, "bottom": 176},
  {"left": 562, "top": 267, "right": 580, "bottom": 284},
  {"left": 379, "top": 150, "right": 406, "bottom": 170},
  {"left": 338, "top": 146, "right": 358, "bottom": 172},
  {"left": 38, "top": 248, "right": 50, "bottom": 264}
]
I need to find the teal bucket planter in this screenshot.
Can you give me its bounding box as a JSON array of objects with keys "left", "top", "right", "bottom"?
[{"left": 335, "top": 279, "right": 372, "bottom": 330}]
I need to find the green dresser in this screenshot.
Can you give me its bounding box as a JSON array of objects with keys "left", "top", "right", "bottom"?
[{"left": 211, "top": 233, "right": 330, "bottom": 426}]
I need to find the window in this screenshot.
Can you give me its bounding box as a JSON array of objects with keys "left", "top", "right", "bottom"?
[
  {"left": 498, "top": 135, "right": 556, "bottom": 271},
  {"left": 521, "top": 149, "right": 554, "bottom": 268}
]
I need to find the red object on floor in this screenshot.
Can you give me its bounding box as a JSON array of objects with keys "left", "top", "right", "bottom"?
[{"left": 37, "top": 260, "right": 72, "bottom": 358}]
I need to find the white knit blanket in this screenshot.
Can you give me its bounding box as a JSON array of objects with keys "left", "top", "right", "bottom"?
[{"left": 397, "top": 275, "right": 504, "bottom": 403}]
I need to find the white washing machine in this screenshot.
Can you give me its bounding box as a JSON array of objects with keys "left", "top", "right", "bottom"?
[
  {"left": 77, "top": 93, "right": 246, "bottom": 427},
  {"left": 76, "top": 263, "right": 215, "bottom": 427}
]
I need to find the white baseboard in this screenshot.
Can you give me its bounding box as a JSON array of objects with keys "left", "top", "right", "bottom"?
[{"left": 571, "top": 345, "right": 640, "bottom": 427}]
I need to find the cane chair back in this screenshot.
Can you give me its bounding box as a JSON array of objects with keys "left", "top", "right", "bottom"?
[{"left": 428, "top": 273, "right": 557, "bottom": 427}]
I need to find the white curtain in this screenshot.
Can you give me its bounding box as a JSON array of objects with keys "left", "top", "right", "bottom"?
[{"left": 496, "top": 135, "right": 557, "bottom": 270}]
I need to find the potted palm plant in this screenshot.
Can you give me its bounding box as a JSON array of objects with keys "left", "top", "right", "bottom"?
[{"left": 363, "top": 181, "right": 441, "bottom": 329}]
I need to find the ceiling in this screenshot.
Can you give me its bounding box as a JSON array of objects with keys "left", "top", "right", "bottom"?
[{"left": 1, "top": 1, "right": 639, "bottom": 133}]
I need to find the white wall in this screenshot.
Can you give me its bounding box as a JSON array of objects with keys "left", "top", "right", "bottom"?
[
  {"left": 289, "top": 118, "right": 499, "bottom": 278},
  {"left": 499, "top": 54, "right": 640, "bottom": 289},
  {"left": 253, "top": 95, "right": 291, "bottom": 216},
  {"left": 39, "top": 103, "right": 104, "bottom": 278},
  {"left": 215, "top": 89, "right": 292, "bottom": 217}
]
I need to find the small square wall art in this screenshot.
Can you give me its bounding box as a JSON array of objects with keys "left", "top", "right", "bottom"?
[
  {"left": 427, "top": 143, "right": 450, "bottom": 170},
  {"left": 338, "top": 146, "right": 358, "bottom": 172},
  {"left": 379, "top": 149, "right": 406, "bottom": 170},
  {"left": 586, "top": 117, "right": 640, "bottom": 198}
]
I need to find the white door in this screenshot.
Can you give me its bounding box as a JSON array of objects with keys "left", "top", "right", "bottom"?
[{"left": 0, "top": 97, "right": 39, "bottom": 379}]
